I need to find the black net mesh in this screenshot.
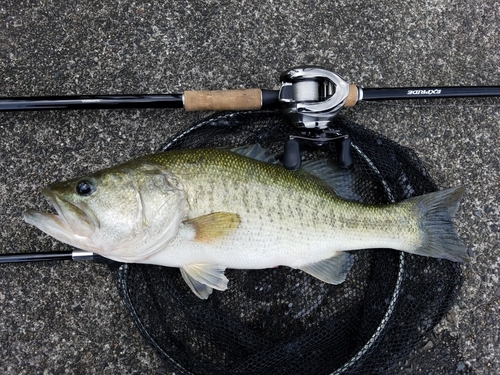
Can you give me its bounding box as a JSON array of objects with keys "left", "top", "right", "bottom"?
[{"left": 116, "top": 111, "right": 463, "bottom": 375}]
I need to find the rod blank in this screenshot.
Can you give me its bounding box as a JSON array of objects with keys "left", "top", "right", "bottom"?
[
  {"left": 0, "top": 94, "right": 184, "bottom": 111},
  {"left": 361, "top": 86, "right": 500, "bottom": 101}
]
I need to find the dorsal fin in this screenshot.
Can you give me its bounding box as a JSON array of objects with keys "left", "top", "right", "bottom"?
[
  {"left": 230, "top": 144, "right": 278, "bottom": 164},
  {"left": 302, "top": 159, "right": 361, "bottom": 202}
]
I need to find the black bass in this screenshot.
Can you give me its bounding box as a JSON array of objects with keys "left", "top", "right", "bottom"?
[{"left": 23, "top": 145, "right": 469, "bottom": 299}]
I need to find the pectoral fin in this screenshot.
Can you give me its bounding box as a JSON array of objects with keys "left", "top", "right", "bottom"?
[
  {"left": 180, "top": 263, "right": 229, "bottom": 299},
  {"left": 184, "top": 212, "right": 241, "bottom": 243},
  {"left": 298, "top": 252, "right": 354, "bottom": 284}
]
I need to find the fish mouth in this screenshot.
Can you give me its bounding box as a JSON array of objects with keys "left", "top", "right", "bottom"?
[{"left": 23, "top": 188, "right": 99, "bottom": 251}]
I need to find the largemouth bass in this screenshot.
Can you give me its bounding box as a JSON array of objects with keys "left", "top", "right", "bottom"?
[{"left": 24, "top": 145, "right": 469, "bottom": 299}]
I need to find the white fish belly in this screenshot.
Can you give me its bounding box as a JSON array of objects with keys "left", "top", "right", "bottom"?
[
  {"left": 145, "top": 223, "right": 336, "bottom": 269},
  {"left": 145, "top": 210, "right": 415, "bottom": 270}
]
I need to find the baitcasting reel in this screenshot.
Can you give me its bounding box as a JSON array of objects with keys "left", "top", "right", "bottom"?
[
  {"left": 278, "top": 66, "right": 359, "bottom": 130},
  {"left": 277, "top": 67, "right": 356, "bottom": 170}
]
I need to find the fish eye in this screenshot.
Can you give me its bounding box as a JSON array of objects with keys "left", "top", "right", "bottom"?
[{"left": 76, "top": 180, "right": 95, "bottom": 196}]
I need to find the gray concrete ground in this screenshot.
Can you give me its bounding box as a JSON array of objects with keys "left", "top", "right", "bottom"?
[{"left": 0, "top": 0, "right": 498, "bottom": 374}]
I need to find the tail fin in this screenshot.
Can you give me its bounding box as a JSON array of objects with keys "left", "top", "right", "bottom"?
[{"left": 409, "top": 186, "right": 469, "bottom": 262}]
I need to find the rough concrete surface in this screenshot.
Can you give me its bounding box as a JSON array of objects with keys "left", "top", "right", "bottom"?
[{"left": 0, "top": 0, "right": 498, "bottom": 374}]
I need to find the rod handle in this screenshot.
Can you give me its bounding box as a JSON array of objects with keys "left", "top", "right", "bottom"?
[
  {"left": 183, "top": 88, "right": 263, "bottom": 111},
  {"left": 344, "top": 85, "right": 359, "bottom": 107}
]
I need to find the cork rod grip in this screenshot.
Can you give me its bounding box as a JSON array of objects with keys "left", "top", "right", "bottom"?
[
  {"left": 184, "top": 89, "right": 262, "bottom": 111},
  {"left": 344, "top": 85, "right": 359, "bottom": 107}
]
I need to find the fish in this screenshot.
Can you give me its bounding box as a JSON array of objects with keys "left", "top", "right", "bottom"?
[{"left": 23, "top": 144, "right": 469, "bottom": 299}]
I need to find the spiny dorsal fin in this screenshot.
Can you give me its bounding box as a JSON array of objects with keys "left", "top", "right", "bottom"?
[
  {"left": 298, "top": 252, "right": 354, "bottom": 284},
  {"left": 230, "top": 144, "right": 278, "bottom": 164},
  {"left": 302, "top": 159, "right": 362, "bottom": 202},
  {"left": 184, "top": 212, "right": 241, "bottom": 243},
  {"left": 180, "top": 263, "right": 229, "bottom": 299}
]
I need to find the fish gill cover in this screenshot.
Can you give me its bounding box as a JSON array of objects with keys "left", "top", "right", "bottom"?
[{"left": 116, "top": 111, "right": 463, "bottom": 375}]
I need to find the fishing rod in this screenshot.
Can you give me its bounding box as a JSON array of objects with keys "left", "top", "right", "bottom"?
[{"left": 1, "top": 66, "right": 499, "bottom": 129}]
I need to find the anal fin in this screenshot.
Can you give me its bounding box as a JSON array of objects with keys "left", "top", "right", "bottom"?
[
  {"left": 298, "top": 252, "right": 354, "bottom": 285},
  {"left": 180, "top": 263, "right": 229, "bottom": 299}
]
